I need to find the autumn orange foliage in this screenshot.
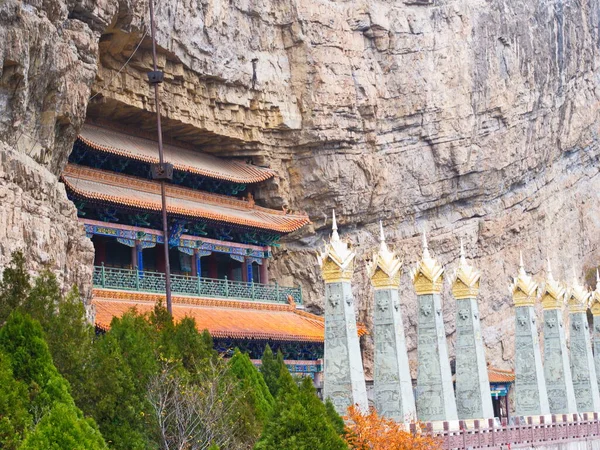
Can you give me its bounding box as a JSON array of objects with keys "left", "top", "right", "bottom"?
[{"left": 344, "top": 405, "right": 441, "bottom": 450}]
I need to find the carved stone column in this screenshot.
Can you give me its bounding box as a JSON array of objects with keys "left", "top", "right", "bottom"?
[
  {"left": 318, "top": 211, "right": 368, "bottom": 415},
  {"left": 567, "top": 271, "right": 600, "bottom": 414},
  {"left": 511, "top": 255, "right": 550, "bottom": 417},
  {"left": 367, "top": 222, "right": 416, "bottom": 422},
  {"left": 540, "top": 260, "right": 577, "bottom": 414},
  {"left": 450, "top": 242, "right": 494, "bottom": 421},
  {"left": 410, "top": 234, "right": 458, "bottom": 422},
  {"left": 590, "top": 271, "right": 600, "bottom": 394}
]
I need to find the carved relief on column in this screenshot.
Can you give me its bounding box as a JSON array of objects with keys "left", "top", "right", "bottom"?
[
  {"left": 450, "top": 241, "right": 494, "bottom": 420},
  {"left": 318, "top": 211, "right": 368, "bottom": 415},
  {"left": 410, "top": 233, "right": 458, "bottom": 422},
  {"left": 567, "top": 270, "right": 600, "bottom": 413},
  {"left": 367, "top": 222, "right": 416, "bottom": 422},
  {"left": 511, "top": 254, "right": 550, "bottom": 417},
  {"left": 540, "top": 260, "right": 578, "bottom": 414},
  {"left": 590, "top": 270, "right": 600, "bottom": 395}
]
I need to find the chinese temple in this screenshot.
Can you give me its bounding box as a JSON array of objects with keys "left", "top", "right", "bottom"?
[{"left": 61, "top": 122, "right": 342, "bottom": 378}]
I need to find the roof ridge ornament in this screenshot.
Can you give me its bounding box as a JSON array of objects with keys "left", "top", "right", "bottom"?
[
  {"left": 510, "top": 252, "right": 538, "bottom": 307},
  {"left": 450, "top": 239, "right": 481, "bottom": 300},
  {"left": 566, "top": 267, "right": 590, "bottom": 313},
  {"left": 539, "top": 258, "right": 565, "bottom": 310},
  {"left": 368, "top": 221, "right": 403, "bottom": 289},
  {"left": 410, "top": 230, "right": 444, "bottom": 295},
  {"left": 591, "top": 268, "right": 600, "bottom": 316},
  {"left": 318, "top": 210, "right": 356, "bottom": 283}
]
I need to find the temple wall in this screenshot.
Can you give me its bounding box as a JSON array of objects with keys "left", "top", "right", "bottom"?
[
  {"left": 515, "top": 441, "right": 600, "bottom": 450},
  {"left": 2, "top": 0, "right": 600, "bottom": 374}
]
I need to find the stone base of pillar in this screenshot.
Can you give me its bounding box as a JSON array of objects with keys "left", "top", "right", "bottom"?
[{"left": 427, "top": 420, "right": 461, "bottom": 432}]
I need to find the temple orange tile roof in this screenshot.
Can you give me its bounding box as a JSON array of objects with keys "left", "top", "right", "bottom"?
[
  {"left": 62, "top": 165, "right": 310, "bottom": 233},
  {"left": 487, "top": 366, "right": 515, "bottom": 383},
  {"left": 78, "top": 124, "right": 275, "bottom": 184},
  {"left": 92, "top": 289, "right": 368, "bottom": 342}
]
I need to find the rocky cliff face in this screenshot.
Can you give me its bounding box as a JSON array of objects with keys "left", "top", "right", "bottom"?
[{"left": 2, "top": 0, "right": 600, "bottom": 372}]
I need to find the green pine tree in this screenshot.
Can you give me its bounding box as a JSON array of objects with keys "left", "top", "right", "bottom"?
[
  {"left": 325, "top": 398, "right": 346, "bottom": 437},
  {"left": 0, "top": 251, "right": 30, "bottom": 324},
  {"left": 0, "top": 311, "right": 72, "bottom": 415},
  {"left": 254, "top": 366, "right": 348, "bottom": 450},
  {"left": 20, "top": 403, "right": 107, "bottom": 450},
  {"left": 260, "top": 345, "right": 285, "bottom": 398},
  {"left": 229, "top": 349, "right": 274, "bottom": 427},
  {"left": 79, "top": 312, "right": 159, "bottom": 450},
  {"left": 0, "top": 351, "right": 31, "bottom": 449},
  {"left": 0, "top": 312, "right": 107, "bottom": 448}
]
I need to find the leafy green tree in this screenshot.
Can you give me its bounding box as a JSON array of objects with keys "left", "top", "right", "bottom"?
[
  {"left": 325, "top": 398, "right": 346, "bottom": 437},
  {"left": 0, "top": 351, "right": 31, "bottom": 449},
  {"left": 40, "top": 287, "right": 94, "bottom": 404},
  {"left": 229, "top": 349, "right": 274, "bottom": 427},
  {"left": 19, "top": 269, "right": 60, "bottom": 327},
  {"left": 80, "top": 312, "right": 159, "bottom": 450},
  {"left": 0, "top": 312, "right": 106, "bottom": 448},
  {"left": 159, "top": 315, "right": 216, "bottom": 372},
  {"left": 20, "top": 403, "right": 107, "bottom": 450},
  {"left": 0, "top": 311, "right": 72, "bottom": 418},
  {"left": 0, "top": 254, "right": 95, "bottom": 407},
  {"left": 255, "top": 366, "right": 348, "bottom": 450},
  {"left": 260, "top": 345, "right": 285, "bottom": 398},
  {"left": 0, "top": 251, "right": 30, "bottom": 324}
]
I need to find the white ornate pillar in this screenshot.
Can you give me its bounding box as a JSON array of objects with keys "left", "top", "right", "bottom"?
[
  {"left": 567, "top": 270, "right": 600, "bottom": 414},
  {"left": 590, "top": 271, "right": 600, "bottom": 395},
  {"left": 411, "top": 233, "right": 458, "bottom": 422},
  {"left": 319, "top": 211, "right": 368, "bottom": 415},
  {"left": 368, "top": 222, "right": 416, "bottom": 422},
  {"left": 540, "top": 260, "right": 577, "bottom": 415},
  {"left": 511, "top": 254, "right": 550, "bottom": 417},
  {"left": 451, "top": 241, "right": 494, "bottom": 421}
]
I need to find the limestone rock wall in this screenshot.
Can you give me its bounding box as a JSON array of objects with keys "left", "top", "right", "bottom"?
[
  {"left": 0, "top": 0, "right": 114, "bottom": 292},
  {"left": 3, "top": 0, "right": 600, "bottom": 373}
]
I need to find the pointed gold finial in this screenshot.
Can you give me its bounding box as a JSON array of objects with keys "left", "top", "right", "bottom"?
[
  {"left": 450, "top": 240, "right": 481, "bottom": 299},
  {"left": 410, "top": 230, "right": 444, "bottom": 295},
  {"left": 318, "top": 210, "right": 355, "bottom": 283},
  {"left": 368, "top": 222, "right": 403, "bottom": 289},
  {"left": 539, "top": 258, "right": 565, "bottom": 310},
  {"left": 510, "top": 253, "right": 538, "bottom": 307},
  {"left": 566, "top": 267, "right": 590, "bottom": 313},
  {"left": 591, "top": 268, "right": 600, "bottom": 316}
]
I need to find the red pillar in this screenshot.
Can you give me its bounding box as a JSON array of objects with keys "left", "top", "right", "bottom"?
[
  {"left": 156, "top": 244, "right": 166, "bottom": 273},
  {"left": 208, "top": 254, "right": 217, "bottom": 279},
  {"left": 259, "top": 259, "right": 269, "bottom": 284},
  {"left": 192, "top": 251, "right": 198, "bottom": 277},
  {"left": 93, "top": 237, "right": 106, "bottom": 266},
  {"left": 131, "top": 245, "right": 137, "bottom": 269},
  {"left": 242, "top": 259, "right": 248, "bottom": 282}
]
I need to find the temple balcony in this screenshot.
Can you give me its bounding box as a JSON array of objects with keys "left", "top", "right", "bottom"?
[{"left": 93, "top": 264, "right": 303, "bottom": 305}]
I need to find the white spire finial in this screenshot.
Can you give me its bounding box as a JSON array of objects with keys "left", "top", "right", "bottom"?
[
  {"left": 331, "top": 210, "right": 339, "bottom": 242},
  {"left": 572, "top": 266, "right": 578, "bottom": 283},
  {"left": 547, "top": 257, "right": 553, "bottom": 279},
  {"left": 379, "top": 220, "right": 385, "bottom": 243},
  {"left": 459, "top": 239, "right": 466, "bottom": 264},
  {"left": 422, "top": 230, "right": 431, "bottom": 259},
  {"left": 596, "top": 268, "right": 600, "bottom": 288},
  {"left": 519, "top": 251, "right": 525, "bottom": 273}
]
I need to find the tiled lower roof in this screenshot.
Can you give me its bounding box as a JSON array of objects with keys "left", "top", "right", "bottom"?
[
  {"left": 62, "top": 165, "right": 310, "bottom": 233},
  {"left": 487, "top": 366, "right": 515, "bottom": 383},
  {"left": 92, "top": 289, "right": 368, "bottom": 342},
  {"left": 79, "top": 124, "right": 275, "bottom": 184}
]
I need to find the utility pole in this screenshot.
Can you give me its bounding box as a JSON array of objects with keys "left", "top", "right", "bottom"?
[{"left": 147, "top": 0, "right": 173, "bottom": 315}]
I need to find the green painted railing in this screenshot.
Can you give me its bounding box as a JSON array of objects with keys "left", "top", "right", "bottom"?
[{"left": 93, "top": 265, "right": 302, "bottom": 304}]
